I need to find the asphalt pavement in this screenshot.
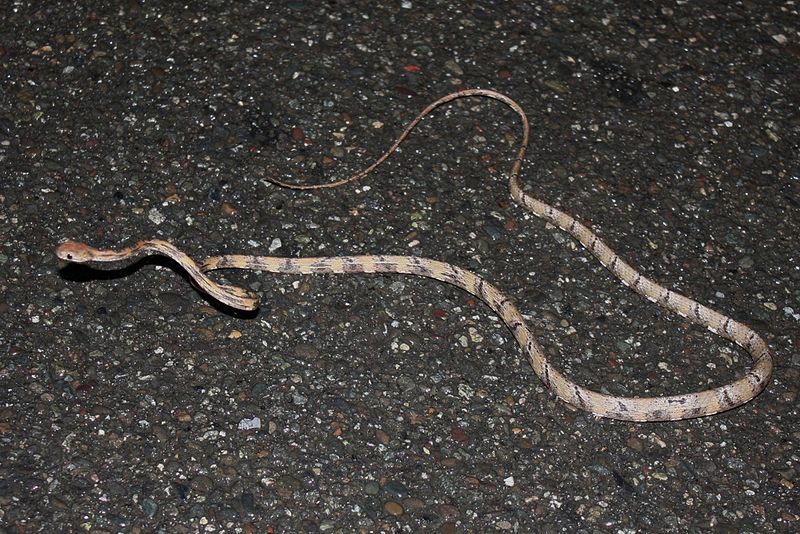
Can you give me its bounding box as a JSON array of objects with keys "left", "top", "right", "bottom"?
[{"left": 1, "top": 1, "right": 798, "bottom": 532}]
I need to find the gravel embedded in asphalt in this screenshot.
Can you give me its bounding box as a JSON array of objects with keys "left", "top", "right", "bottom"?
[{"left": 1, "top": 1, "right": 798, "bottom": 532}]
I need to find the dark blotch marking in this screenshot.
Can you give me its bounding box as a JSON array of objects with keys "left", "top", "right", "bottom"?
[
  {"left": 476, "top": 279, "right": 487, "bottom": 300},
  {"left": 339, "top": 257, "right": 364, "bottom": 274},
  {"left": 746, "top": 370, "right": 761, "bottom": 384},
  {"left": 722, "top": 389, "right": 734, "bottom": 408},
  {"left": 310, "top": 259, "right": 333, "bottom": 273},
  {"left": 341, "top": 262, "right": 363, "bottom": 274},
  {"left": 419, "top": 265, "right": 435, "bottom": 278},
  {"left": 412, "top": 260, "right": 434, "bottom": 278},
  {"left": 722, "top": 318, "right": 731, "bottom": 334},
  {"left": 373, "top": 259, "right": 395, "bottom": 273},
  {"left": 684, "top": 406, "right": 705, "bottom": 418},
  {"left": 436, "top": 265, "right": 462, "bottom": 286},
  {"left": 574, "top": 387, "right": 588, "bottom": 409},
  {"left": 245, "top": 257, "right": 262, "bottom": 270},
  {"left": 281, "top": 258, "right": 298, "bottom": 273}
]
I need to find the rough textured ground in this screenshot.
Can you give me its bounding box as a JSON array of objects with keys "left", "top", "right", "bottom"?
[{"left": 1, "top": 1, "right": 798, "bottom": 532}]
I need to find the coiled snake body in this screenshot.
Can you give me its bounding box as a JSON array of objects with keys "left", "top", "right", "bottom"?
[{"left": 56, "top": 89, "right": 773, "bottom": 422}]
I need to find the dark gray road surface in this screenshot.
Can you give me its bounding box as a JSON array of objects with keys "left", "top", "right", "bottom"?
[{"left": 1, "top": 1, "right": 798, "bottom": 532}]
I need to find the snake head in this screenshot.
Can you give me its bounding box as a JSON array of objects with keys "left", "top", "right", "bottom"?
[{"left": 55, "top": 241, "right": 96, "bottom": 264}]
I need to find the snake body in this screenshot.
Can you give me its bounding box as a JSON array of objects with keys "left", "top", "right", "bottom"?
[{"left": 55, "top": 89, "right": 773, "bottom": 422}]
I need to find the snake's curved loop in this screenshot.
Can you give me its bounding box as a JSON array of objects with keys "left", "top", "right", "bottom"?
[
  {"left": 56, "top": 89, "right": 773, "bottom": 421},
  {"left": 55, "top": 240, "right": 259, "bottom": 310}
]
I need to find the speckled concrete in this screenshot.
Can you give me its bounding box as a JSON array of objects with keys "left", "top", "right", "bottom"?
[{"left": 1, "top": 1, "right": 798, "bottom": 532}]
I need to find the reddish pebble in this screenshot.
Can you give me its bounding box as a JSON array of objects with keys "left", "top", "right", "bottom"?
[
  {"left": 375, "top": 429, "right": 390, "bottom": 445},
  {"left": 291, "top": 127, "right": 304, "bottom": 141},
  {"left": 384, "top": 501, "right": 404, "bottom": 516},
  {"left": 439, "top": 504, "right": 460, "bottom": 521},
  {"left": 394, "top": 85, "right": 418, "bottom": 98},
  {"left": 499, "top": 68, "right": 511, "bottom": 79},
  {"left": 403, "top": 64, "right": 421, "bottom": 73},
  {"left": 450, "top": 426, "right": 469, "bottom": 444},
  {"left": 175, "top": 410, "right": 192, "bottom": 422}
]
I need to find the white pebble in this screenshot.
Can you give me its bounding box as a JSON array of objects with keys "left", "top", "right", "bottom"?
[
  {"left": 783, "top": 307, "right": 799, "bottom": 321},
  {"left": 238, "top": 416, "right": 261, "bottom": 430},
  {"left": 148, "top": 207, "right": 165, "bottom": 225}
]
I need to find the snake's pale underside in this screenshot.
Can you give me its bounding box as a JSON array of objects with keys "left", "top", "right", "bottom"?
[{"left": 56, "top": 89, "right": 773, "bottom": 422}]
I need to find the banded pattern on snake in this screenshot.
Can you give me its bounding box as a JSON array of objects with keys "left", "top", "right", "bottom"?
[{"left": 55, "top": 89, "right": 773, "bottom": 422}]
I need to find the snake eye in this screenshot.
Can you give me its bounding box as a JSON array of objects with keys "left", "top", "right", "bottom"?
[{"left": 66, "top": 253, "right": 73, "bottom": 260}]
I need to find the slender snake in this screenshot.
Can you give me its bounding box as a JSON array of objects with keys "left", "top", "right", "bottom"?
[{"left": 55, "top": 89, "right": 773, "bottom": 422}]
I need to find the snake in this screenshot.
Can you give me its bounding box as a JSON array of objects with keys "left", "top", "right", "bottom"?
[{"left": 55, "top": 89, "right": 773, "bottom": 422}]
